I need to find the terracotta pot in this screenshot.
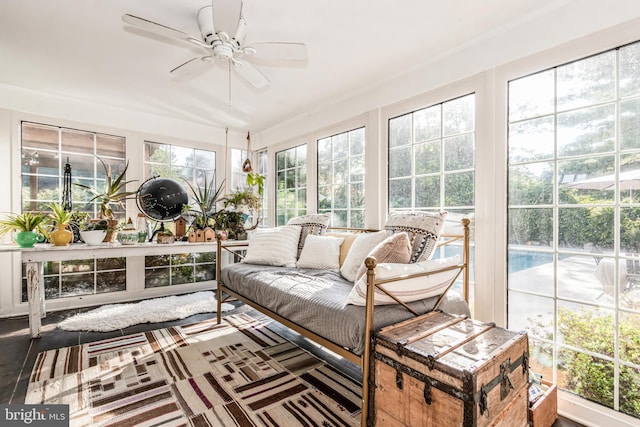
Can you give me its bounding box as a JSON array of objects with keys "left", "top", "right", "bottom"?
[{"left": 103, "top": 219, "right": 120, "bottom": 242}]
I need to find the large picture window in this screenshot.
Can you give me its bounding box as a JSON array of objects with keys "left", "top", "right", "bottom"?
[
  {"left": 276, "top": 144, "right": 307, "bottom": 225},
  {"left": 507, "top": 41, "right": 640, "bottom": 420},
  {"left": 317, "top": 127, "right": 365, "bottom": 228},
  {"left": 20, "top": 122, "right": 128, "bottom": 301}
]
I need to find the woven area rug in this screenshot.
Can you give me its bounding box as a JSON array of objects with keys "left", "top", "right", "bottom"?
[
  {"left": 26, "top": 313, "right": 362, "bottom": 426},
  {"left": 58, "top": 291, "right": 234, "bottom": 332}
]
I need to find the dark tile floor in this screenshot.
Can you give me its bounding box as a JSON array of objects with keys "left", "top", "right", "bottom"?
[{"left": 0, "top": 303, "right": 581, "bottom": 426}]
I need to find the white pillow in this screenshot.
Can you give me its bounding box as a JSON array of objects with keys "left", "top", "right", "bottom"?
[
  {"left": 347, "top": 255, "right": 460, "bottom": 305},
  {"left": 340, "top": 230, "right": 388, "bottom": 282},
  {"left": 296, "top": 234, "right": 344, "bottom": 271},
  {"left": 242, "top": 226, "right": 302, "bottom": 267}
]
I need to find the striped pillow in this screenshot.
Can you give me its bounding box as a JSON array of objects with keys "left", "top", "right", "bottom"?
[
  {"left": 347, "top": 255, "right": 460, "bottom": 305},
  {"left": 242, "top": 226, "right": 302, "bottom": 267}
]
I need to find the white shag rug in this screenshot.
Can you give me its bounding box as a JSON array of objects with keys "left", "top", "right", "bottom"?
[{"left": 58, "top": 291, "right": 234, "bottom": 332}]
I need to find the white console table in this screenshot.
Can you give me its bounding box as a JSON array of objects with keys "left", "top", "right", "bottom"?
[{"left": 0, "top": 241, "right": 219, "bottom": 338}]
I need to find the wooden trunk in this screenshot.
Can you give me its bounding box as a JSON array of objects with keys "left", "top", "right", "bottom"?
[{"left": 372, "top": 311, "right": 529, "bottom": 427}]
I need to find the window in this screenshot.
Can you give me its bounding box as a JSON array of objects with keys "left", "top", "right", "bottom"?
[
  {"left": 143, "top": 141, "right": 217, "bottom": 288},
  {"left": 276, "top": 144, "right": 307, "bottom": 225},
  {"left": 145, "top": 252, "right": 216, "bottom": 288},
  {"left": 144, "top": 141, "right": 216, "bottom": 190},
  {"left": 388, "top": 94, "right": 475, "bottom": 215},
  {"left": 21, "top": 122, "right": 127, "bottom": 216},
  {"left": 387, "top": 94, "right": 476, "bottom": 302},
  {"left": 230, "top": 148, "right": 249, "bottom": 190},
  {"left": 20, "top": 122, "right": 128, "bottom": 301},
  {"left": 317, "top": 127, "right": 365, "bottom": 227},
  {"left": 507, "top": 41, "right": 640, "bottom": 420}
]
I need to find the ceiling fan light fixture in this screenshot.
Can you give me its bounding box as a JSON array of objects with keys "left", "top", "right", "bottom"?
[{"left": 213, "top": 44, "right": 234, "bottom": 60}]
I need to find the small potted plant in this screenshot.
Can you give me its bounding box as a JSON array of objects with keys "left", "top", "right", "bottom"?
[
  {"left": 183, "top": 176, "right": 225, "bottom": 241},
  {"left": 79, "top": 219, "right": 109, "bottom": 245},
  {"left": 0, "top": 211, "right": 49, "bottom": 248},
  {"left": 47, "top": 202, "right": 74, "bottom": 246}
]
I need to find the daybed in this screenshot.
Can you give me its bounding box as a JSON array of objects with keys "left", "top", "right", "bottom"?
[{"left": 216, "top": 214, "right": 471, "bottom": 426}]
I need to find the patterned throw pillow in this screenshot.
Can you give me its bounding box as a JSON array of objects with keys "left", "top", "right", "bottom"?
[
  {"left": 384, "top": 211, "right": 447, "bottom": 263},
  {"left": 296, "top": 234, "right": 344, "bottom": 271},
  {"left": 355, "top": 232, "right": 412, "bottom": 282},
  {"left": 287, "top": 214, "right": 331, "bottom": 258}
]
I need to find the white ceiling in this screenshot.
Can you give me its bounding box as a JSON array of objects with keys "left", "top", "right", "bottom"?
[{"left": 1, "top": 0, "right": 640, "bottom": 135}]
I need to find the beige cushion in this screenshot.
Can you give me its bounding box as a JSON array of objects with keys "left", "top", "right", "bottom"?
[
  {"left": 340, "top": 230, "right": 388, "bottom": 282},
  {"left": 296, "top": 234, "right": 344, "bottom": 271},
  {"left": 355, "top": 232, "right": 412, "bottom": 282},
  {"left": 326, "top": 232, "right": 358, "bottom": 267},
  {"left": 385, "top": 211, "right": 447, "bottom": 263}
]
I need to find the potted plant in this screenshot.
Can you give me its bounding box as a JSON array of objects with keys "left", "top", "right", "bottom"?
[
  {"left": 220, "top": 172, "right": 264, "bottom": 236},
  {"left": 183, "top": 176, "right": 225, "bottom": 231},
  {"left": 79, "top": 219, "right": 109, "bottom": 245},
  {"left": 46, "top": 202, "right": 74, "bottom": 246},
  {"left": 75, "top": 157, "right": 137, "bottom": 241},
  {"left": 0, "top": 211, "right": 49, "bottom": 248}
]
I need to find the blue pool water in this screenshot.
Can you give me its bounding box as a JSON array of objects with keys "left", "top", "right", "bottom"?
[{"left": 508, "top": 250, "right": 555, "bottom": 274}]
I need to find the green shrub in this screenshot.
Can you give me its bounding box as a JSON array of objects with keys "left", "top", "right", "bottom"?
[{"left": 559, "top": 307, "right": 640, "bottom": 418}]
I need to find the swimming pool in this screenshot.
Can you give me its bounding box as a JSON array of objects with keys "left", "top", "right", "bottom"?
[{"left": 508, "top": 250, "right": 555, "bottom": 274}]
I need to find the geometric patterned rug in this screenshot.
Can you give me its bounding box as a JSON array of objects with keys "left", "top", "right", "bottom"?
[{"left": 26, "top": 313, "right": 362, "bottom": 426}]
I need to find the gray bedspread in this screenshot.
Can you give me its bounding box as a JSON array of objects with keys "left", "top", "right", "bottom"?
[{"left": 220, "top": 263, "right": 470, "bottom": 355}]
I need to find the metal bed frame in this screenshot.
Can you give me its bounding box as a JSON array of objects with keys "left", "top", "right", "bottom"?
[{"left": 216, "top": 218, "right": 470, "bottom": 426}]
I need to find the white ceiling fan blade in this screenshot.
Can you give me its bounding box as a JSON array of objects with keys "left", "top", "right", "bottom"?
[
  {"left": 170, "top": 56, "right": 214, "bottom": 78},
  {"left": 122, "top": 14, "right": 207, "bottom": 48},
  {"left": 245, "top": 42, "right": 307, "bottom": 61},
  {"left": 233, "top": 60, "right": 269, "bottom": 88}
]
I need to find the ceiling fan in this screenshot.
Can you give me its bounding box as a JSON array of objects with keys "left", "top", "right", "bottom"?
[{"left": 122, "top": 0, "right": 307, "bottom": 90}]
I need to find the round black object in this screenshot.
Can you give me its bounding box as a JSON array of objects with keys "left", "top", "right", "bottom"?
[{"left": 136, "top": 177, "right": 188, "bottom": 221}]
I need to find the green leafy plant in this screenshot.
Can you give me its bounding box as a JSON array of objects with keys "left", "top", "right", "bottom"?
[
  {"left": 80, "top": 219, "right": 109, "bottom": 231},
  {"left": 183, "top": 176, "right": 225, "bottom": 230},
  {"left": 223, "top": 187, "right": 261, "bottom": 213},
  {"left": 48, "top": 202, "right": 73, "bottom": 225},
  {"left": 558, "top": 307, "right": 640, "bottom": 417},
  {"left": 246, "top": 172, "right": 265, "bottom": 196},
  {"left": 0, "top": 211, "right": 49, "bottom": 236},
  {"left": 75, "top": 157, "right": 137, "bottom": 219}
]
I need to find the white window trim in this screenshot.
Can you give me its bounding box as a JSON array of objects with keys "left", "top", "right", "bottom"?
[{"left": 493, "top": 19, "right": 640, "bottom": 427}]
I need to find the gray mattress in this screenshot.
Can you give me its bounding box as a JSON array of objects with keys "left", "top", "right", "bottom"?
[{"left": 220, "top": 263, "right": 470, "bottom": 355}]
